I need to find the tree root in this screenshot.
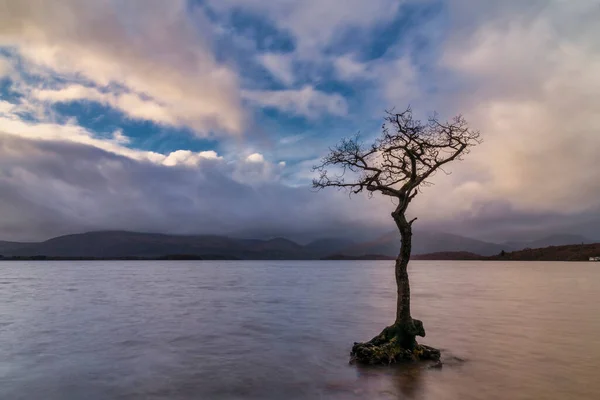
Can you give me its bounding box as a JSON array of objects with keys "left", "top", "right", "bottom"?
[{"left": 350, "top": 320, "right": 440, "bottom": 366}]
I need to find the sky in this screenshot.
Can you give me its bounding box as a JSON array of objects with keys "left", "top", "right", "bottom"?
[{"left": 0, "top": 0, "right": 599, "bottom": 243}]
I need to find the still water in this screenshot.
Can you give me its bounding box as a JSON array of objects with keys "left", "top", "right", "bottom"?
[{"left": 1, "top": 261, "right": 599, "bottom": 399}]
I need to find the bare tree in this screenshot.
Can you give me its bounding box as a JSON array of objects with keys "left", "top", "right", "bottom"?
[{"left": 313, "top": 107, "right": 481, "bottom": 365}]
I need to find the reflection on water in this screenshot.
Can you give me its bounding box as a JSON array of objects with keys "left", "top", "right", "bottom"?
[
  {"left": 353, "top": 363, "right": 427, "bottom": 399},
  {"left": 1, "top": 260, "right": 599, "bottom": 399}
]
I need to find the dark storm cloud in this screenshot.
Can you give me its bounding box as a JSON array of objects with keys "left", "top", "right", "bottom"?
[{"left": 0, "top": 135, "right": 389, "bottom": 242}]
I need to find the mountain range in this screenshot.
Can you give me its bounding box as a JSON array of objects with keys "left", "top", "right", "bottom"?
[{"left": 0, "top": 230, "right": 595, "bottom": 260}]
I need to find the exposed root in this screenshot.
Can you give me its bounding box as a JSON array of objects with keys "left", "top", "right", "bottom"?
[{"left": 350, "top": 320, "right": 440, "bottom": 366}]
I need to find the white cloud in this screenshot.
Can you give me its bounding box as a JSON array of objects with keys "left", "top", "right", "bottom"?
[
  {"left": 32, "top": 85, "right": 179, "bottom": 126},
  {"left": 0, "top": 100, "right": 225, "bottom": 169},
  {"left": 0, "top": 0, "right": 245, "bottom": 136},
  {"left": 0, "top": 100, "right": 154, "bottom": 162},
  {"left": 233, "top": 152, "right": 289, "bottom": 184},
  {"left": 406, "top": 0, "right": 600, "bottom": 223},
  {"left": 162, "top": 150, "right": 222, "bottom": 167},
  {"left": 243, "top": 86, "right": 348, "bottom": 118},
  {"left": 258, "top": 53, "right": 295, "bottom": 85},
  {"left": 111, "top": 130, "right": 130, "bottom": 145},
  {"left": 334, "top": 55, "right": 369, "bottom": 81},
  {"left": 0, "top": 97, "right": 297, "bottom": 194},
  {"left": 0, "top": 98, "right": 289, "bottom": 187},
  {"left": 246, "top": 153, "right": 265, "bottom": 163}
]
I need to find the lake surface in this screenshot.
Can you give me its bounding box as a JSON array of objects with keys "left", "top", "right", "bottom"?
[{"left": 1, "top": 261, "right": 599, "bottom": 399}]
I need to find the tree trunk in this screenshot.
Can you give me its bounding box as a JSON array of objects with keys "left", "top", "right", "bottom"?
[
  {"left": 349, "top": 211, "right": 437, "bottom": 365},
  {"left": 394, "top": 213, "right": 412, "bottom": 325},
  {"left": 388, "top": 213, "right": 424, "bottom": 350}
]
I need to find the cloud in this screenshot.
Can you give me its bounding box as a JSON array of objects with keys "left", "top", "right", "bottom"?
[
  {"left": 111, "top": 130, "right": 130, "bottom": 145},
  {"left": 0, "top": 100, "right": 151, "bottom": 161},
  {"left": 32, "top": 85, "right": 179, "bottom": 127},
  {"left": 1, "top": 0, "right": 600, "bottom": 243},
  {"left": 334, "top": 55, "right": 370, "bottom": 81},
  {"left": 0, "top": 56, "right": 10, "bottom": 78},
  {"left": 0, "top": 133, "right": 388, "bottom": 242},
  {"left": 245, "top": 0, "right": 600, "bottom": 241},
  {"left": 234, "top": 152, "right": 286, "bottom": 184},
  {"left": 0, "top": 0, "right": 245, "bottom": 136},
  {"left": 207, "top": 0, "right": 401, "bottom": 55},
  {"left": 208, "top": 0, "right": 405, "bottom": 97},
  {"left": 331, "top": 54, "right": 420, "bottom": 117},
  {"left": 0, "top": 96, "right": 291, "bottom": 193},
  {"left": 258, "top": 53, "right": 296, "bottom": 85},
  {"left": 373, "top": 57, "right": 419, "bottom": 108},
  {"left": 246, "top": 153, "right": 265, "bottom": 163},
  {"left": 0, "top": 99, "right": 222, "bottom": 168},
  {"left": 397, "top": 0, "right": 600, "bottom": 237},
  {"left": 162, "top": 150, "right": 222, "bottom": 167},
  {"left": 243, "top": 86, "right": 348, "bottom": 118}
]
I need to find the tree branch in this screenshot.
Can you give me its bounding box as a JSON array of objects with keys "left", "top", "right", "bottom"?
[{"left": 313, "top": 107, "right": 481, "bottom": 211}]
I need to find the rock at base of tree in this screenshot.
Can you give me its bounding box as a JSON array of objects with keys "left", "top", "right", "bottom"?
[
  {"left": 350, "top": 341, "right": 441, "bottom": 366},
  {"left": 349, "top": 321, "right": 440, "bottom": 366}
]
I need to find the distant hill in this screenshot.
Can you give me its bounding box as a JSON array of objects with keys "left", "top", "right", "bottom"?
[
  {"left": 342, "top": 230, "right": 506, "bottom": 257},
  {"left": 0, "top": 231, "right": 313, "bottom": 260},
  {"left": 0, "top": 240, "right": 36, "bottom": 253},
  {"left": 487, "top": 243, "right": 600, "bottom": 261},
  {"left": 411, "top": 251, "right": 482, "bottom": 260},
  {"left": 321, "top": 254, "right": 395, "bottom": 260},
  {"left": 305, "top": 238, "right": 356, "bottom": 257},
  {"left": 0, "top": 231, "right": 355, "bottom": 260},
  {"left": 504, "top": 234, "right": 594, "bottom": 251},
  {"left": 1, "top": 230, "right": 597, "bottom": 261},
  {"left": 410, "top": 243, "right": 600, "bottom": 261}
]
